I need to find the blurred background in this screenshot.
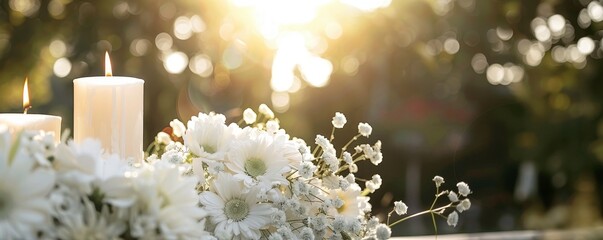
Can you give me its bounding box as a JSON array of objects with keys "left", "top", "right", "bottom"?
[{"left": 1, "top": 0, "right": 603, "bottom": 236}]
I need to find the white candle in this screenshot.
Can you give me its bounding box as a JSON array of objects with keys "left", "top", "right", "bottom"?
[
  {"left": 0, "top": 78, "right": 62, "bottom": 141},
  {"left": 0, "top": 114, "right": 62, "bottom": 141},
  {"left": 73, "top": 52, "right": 144, "bottom": 162}
]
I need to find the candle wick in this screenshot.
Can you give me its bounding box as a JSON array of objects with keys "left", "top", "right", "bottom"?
[
  {"left": 23, "top": 105, "right": 31, "bottom": 114},
  {"left": 105, "top": 72, "right": 113, "bottom": 77}
]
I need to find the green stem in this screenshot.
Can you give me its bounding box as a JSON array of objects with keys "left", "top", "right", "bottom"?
[
  {"left": 340, "top": 134, "right": 361, "bottom": 154},
  {"left": 329, "top": 127, "right": 335, "bottom": 141},
  {"left": 388, "top": 204, "right": 452, "bottom": 227}
]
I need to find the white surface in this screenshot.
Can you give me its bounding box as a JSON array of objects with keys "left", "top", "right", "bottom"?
[{"left": 392, "top": 227, "right": 603, "bottom": 240}]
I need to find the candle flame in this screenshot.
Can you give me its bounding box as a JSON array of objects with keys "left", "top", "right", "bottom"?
[
  {"left": 23, "top": 78, "right": 31, "bottom": 114},
  {"left": 105, "top": 51, "right": 113, "bottom": 77}
]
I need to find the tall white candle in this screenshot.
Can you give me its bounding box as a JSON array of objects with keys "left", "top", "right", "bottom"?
[
  {"left": 73, "top": 53, "right": 144, "bottom": 162},
  {"left": 0, "top": 78, "right": 62, "bottom": 141}
]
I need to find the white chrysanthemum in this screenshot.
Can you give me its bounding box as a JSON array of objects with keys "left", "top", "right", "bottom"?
[
  {"left": 128, "top": 164, "right": 207, "bottom": 239},
  {"left": 160, "top": 148, "right": 186, "bottom": 165},
  {"left": 55, "top": 198, "right": 126, "bottom": 239},
  {"left": 447, "top": 211, "right": 459, "bottom": 227},
  {"left": 433, "top": 176, "right": 445, "bottom": 188},
  {"left": 332, "top": 112, "right": 347, "bottom": 128},
  {"left": 183, "top": 113, "right": 232, "bottom": 160},
  {"left": 448, "top": 191, "right": 459, "bottom": 202},
  {"left": 358, "top": 123, "right": 372, "bottom": 137},
  {"left": 456, "top": 182, "right": 471, "bottom": 197},
  {"left": 226, "top": 132, "right": 290, "bottom": 187},
  {"left": 375, "top": 224, "right": 391, "bottom": 240},
  {"left": 200, "top": 173, "right": 273, "bottom": 239},
  {"left": 24, "top": 131, "right": 56, "bottom": 167},
  {"left": 54, "top": 139, "right": 129, "bottom": 194},
  {"left": 170, "top": 119, "right": 187, "bottom": 137},
  {"left": 0, "top": 131, "right": 55, "bottom": 239},
  {"left": 394, "top": 201, "right": 408, "bottom": 215},
  {"left": 456, "top": 199, "right": 471, "bottom": 213},
  {"left": 243, "top": 108, "right": 257, "bottom": 124},
  {"left": 259, "top": 104, "right": 275, "bottom": 118}
]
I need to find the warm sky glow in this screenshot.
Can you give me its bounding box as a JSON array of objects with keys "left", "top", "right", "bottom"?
[{"left": 227, "top": 0, "right": 390, "bottom": 95}]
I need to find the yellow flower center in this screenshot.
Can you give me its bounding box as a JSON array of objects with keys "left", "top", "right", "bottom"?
[
  {"left": 202, "top": 144, "right": 216, "bottom": 154},
  {"left": 244, "top": 157, "right": 267, "bottom": 178},
  {"left": 224, "top": 198, "right": 249, "bottom": 221}
]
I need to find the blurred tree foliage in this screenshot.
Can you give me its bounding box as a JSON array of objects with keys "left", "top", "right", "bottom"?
[{"left": 1, "top": 0, "right": 603, "bottom": 235}]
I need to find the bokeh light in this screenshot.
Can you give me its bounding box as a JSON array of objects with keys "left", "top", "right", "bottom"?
[
  {"left": 164, "top": 51, "right": 188, "bottom": 74},
  {"left": 53, "top": 58, "right": 71, "bottom": 77}
]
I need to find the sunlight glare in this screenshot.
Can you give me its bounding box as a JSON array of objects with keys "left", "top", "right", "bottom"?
[
  {"left": 341, "top": 0, "right": 391, "bottom": 12},
  {"left": 325, "top": 22, "right": 343, "bottom": 39},
  {"left": 271, "top": 33, "right": 308, "bottom": 92},
  {"left": 299, "top": 55, "right": 333, "bottom": 87}
]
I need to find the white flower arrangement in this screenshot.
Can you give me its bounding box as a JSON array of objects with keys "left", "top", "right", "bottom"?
[{"left": 0, "top": 106, "right": 472, "bottom": 239}]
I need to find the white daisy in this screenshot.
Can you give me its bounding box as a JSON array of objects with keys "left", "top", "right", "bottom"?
[
  {"left": 55, "top": 198, "right": 126, "bottom": 239},
  {"left": 0, "top": 130, "right": 55, "bottom": 239},
  {"left": 200, "top": 173, "right": 273, "bottom": 239},
  {"left": 225, "top": 132, "right": 290, "bottom": 187},
  {"left": 128, "top": 164, "right": 207, "bottom": 239},
  {"left": 183, "top": 113, "right": 233, "bottom": 161},
  {"left": 54, "top": 139, "right": 129, "bottom": 194}
]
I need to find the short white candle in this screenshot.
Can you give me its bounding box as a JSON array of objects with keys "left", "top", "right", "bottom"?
[
  {"left": 0, "top": 78, "right": 62, "bottom": 141},
  {"left": 73, "top": 53, "right": 144, "bottom": 162},
  {"left": 0, "top": 114, "right": 62, "bottom": 141}
]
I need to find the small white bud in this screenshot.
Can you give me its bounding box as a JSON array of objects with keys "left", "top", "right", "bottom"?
[
  {"left": 456, "top": 182, "right": 471, "bottom": 197},
  {"left": 375, "top": 224, "right": 391, "bottom": 240},
  {"left": 394, "top": 201, "right": 408, "bottom": 215},
  {"left": 266, "top": 120, "right": 280, "bottom": 133},
  {"left": 433, "top": 176, "right": 445, "bottom": 188},
  {"left": 332, "top": 112, "right": 347, "bottom": 128},
  {"left": 243, "top": 108, "right": 257, "bottom": 124},
  {"left": 259, "top": 104, "right": 275, "bottom": 118},
  {"left": 456, "top": 199, "right": 471, "bottom": 213},
  {"left": 358, "top": 122, "right": 372, "bottom": 137},
  {"left": 448, "top": 191, "right": 459, "bottom": 202},
  {"left": 447, "top": 211, "right": 459, "bottom": 227},
  {"left": 169, "top": 119, "right": 186, "bottom": 137},
  {"left": 156, "top": 132, "right": 171, "bottom": 144}
]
